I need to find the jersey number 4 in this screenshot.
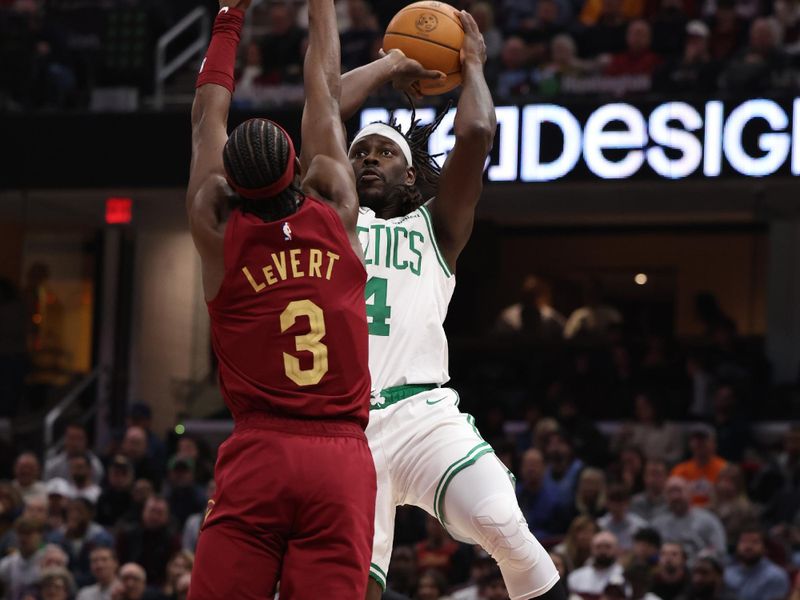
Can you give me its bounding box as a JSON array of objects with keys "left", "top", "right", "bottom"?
[
  {"left": 280, "top": 299, "right": 328, "bottom": 386},
  {"left": 365, "top": 277, "right": 391, "bottom": 336}
]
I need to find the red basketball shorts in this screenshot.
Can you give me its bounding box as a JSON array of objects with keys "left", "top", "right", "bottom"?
[{"left": 188, "top": 414, "right": 376, "bottom": 600}]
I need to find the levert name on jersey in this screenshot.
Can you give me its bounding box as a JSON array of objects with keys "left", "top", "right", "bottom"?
[{"left": 241, "top": 248, "right": 342, "bottom": 293}]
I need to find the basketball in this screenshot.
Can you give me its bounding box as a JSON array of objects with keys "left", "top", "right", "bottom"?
[{"left": 383, "top": 1, "right": 465, "bottom": 95}]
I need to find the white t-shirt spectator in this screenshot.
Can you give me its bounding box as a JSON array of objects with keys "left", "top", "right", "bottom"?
[{"left": 568, "top": 562, "right": 625, "bottom": 596}]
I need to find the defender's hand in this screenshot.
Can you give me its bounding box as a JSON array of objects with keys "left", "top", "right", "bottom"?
[
  {"left": 459, "top": 10, "right": 486, "bottom": 66},
  {"left": 219, "top": 0, "right": 251, "bottom": 11},
  {"left": 381, "top": 48, "right": 446, "bottom": 100}
]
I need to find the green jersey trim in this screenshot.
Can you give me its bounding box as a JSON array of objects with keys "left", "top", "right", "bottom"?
[
  {"left": 369, "top": 563, "right": 387, "bottom": 590},
  {"left": 370, "top": 384, "right": 438, "bottom": 411},
  {"left": 418, "top": 205, "right": 453, "bottom": 278},
  {"left": 433, "top": 442, "right": 494, "bottom": 523}
]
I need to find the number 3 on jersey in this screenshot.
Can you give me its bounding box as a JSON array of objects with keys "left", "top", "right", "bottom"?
[
  {"left": 280, "top": 300, "right": 328, "bottom": 386},
  {"left": 365, "top": 277, "right": 391, "bottom": 336}
]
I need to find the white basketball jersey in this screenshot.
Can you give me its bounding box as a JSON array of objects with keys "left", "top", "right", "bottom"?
[{"left": 357, "top": 204, "right": 455, "bottom": 393}]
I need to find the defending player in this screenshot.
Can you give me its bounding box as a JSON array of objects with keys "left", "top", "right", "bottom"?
[
  {"left": 345, "top": 11, "right": 565, "bottom": 600},
  {"left": 185, "top": 0, "right": 374, "bottom": 597}
]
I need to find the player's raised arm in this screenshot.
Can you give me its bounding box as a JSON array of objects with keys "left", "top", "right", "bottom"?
[
  {"left": 186, "top": 0, "right": 250, "bottom": 264},
  {"left": 427, "top": 10, "right": 496, "bottom": 272},
  {"left": 299, "top": 0, "right": 359, "bottom": 233},
  {"left": 339, "top": 50, "right": 445, "bottom": 121}
]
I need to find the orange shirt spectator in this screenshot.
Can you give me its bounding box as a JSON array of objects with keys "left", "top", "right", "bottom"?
[
  {"left": 581, "top": 0, "right": 643, "bottom": 26},
  {"left": 671, "top": 424, "right": 727, "bottom": 507}
]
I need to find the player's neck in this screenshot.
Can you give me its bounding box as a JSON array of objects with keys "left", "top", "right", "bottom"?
[{"left": 240, "top": 191, "right": 303, "bottom": 222}]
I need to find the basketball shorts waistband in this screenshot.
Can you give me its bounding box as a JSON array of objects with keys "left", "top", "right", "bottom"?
[{"left": 234, "top": 412, "right": 366, "bottom": 440}]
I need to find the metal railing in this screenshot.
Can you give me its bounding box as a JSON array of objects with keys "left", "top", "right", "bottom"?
[
  {"left": 154, "top": 7, "right": 210, "bottom": 110},
  {"left": 43, "top": 366, "right": 101, "bottom": 450}
]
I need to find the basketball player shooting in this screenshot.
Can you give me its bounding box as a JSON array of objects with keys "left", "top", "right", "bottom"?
[
  {"left": 343, "top": 8, "right": 566, "bottom": 600},
  {"left": 185, "top": 0, "right": 375, "bottom": 597}
]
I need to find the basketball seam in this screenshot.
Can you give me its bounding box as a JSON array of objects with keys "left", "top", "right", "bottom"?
[
  {"left": 404, "top": 5, "right": 465, "bottom": 30},
  {"left": 384, "top": 31, "right": 461, "bottom": 53}
]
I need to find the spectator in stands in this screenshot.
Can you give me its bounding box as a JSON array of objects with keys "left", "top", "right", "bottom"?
[
  {"left": 44, "top": 478, "right": 70, "bottom": 533},
  {"left": 116, "top": 496, "right": 179, "bottom": 588},
  {"left": 162, "top": 550, "right": 193, "bottom": 600},
  {"left": 120, "top": 428, "right": 162, "bottom": 489},
  {"left": 496, "top": 36, "right": 537, "bottom": 97},
  {"left": 723, "top": 527, "right": 790, "bottom": 600},
  {"left": 710, "top": 464, "right": 758, "bottom": 550},
  {"left": 476, "top": 565, "right": 509, "bottom": 600},
  {"left": 502, "top": 0, "right": 573, "bottom": 31},
  {"left": 655, "top": 19, "right": 720, "bottom": 92},
  {"left": 174, "top": 573, "right": 190, "bottom": 600},
  {"left": 39, "top": 543, "right": 68, "bottom": 570},
  {"left": 548, "top": 552, "right": 581, "bottom": 600},
  {"left": 340, "top": 0, "right": 379, "bottom": 71},
  {"left": 671, "top": 425, "right": 727, "bottom": 507},
  {"left": 162, "top": 456, "right": 204, "bottom": 529},
  {"left": 470, "top": 2, "right": 504, "bottom": 62},
  {"left": 651, "top": 542, "right": 690, "bottom": 600},
  {"left": 110, "top": 562, "right": 150, "bottom": 600},
  {"left": 711, "top": 385, "right": 751, "bottom": 462},
  {"left": 44, "top": 423, "right": 104, "bottom": 484},
  {"left": 172, "top": 437, "right": 212, "bottom": 486},
  {"left": 96, "top": 455, "right": 134, "bottom": 528},
  {"left": 545, "top": 429, "right": 585, "bottom": 508},
  {"left": 555, "top": 394, "right": 611, "bottom": 467},
  {"left": 631, "top": 527, "right": 662, "bottom": 568},
  {"left": 13, "top": 452, "right": 46, "bottom": 501},
  {"left": 519, "top": 0, "right": 567, "bottom": 61},
  {"left": 719, "top": 17, "right": 786, "bottom": 90},
  {"left": 125, "top": 404, "right": 166, "bottom": 468},
  {"left": 578, "top": 0, "right": 631, "bottom": 57},
  {"left": 614, "top": 392, "right": 683, "bottom": 464},
  {"left": 61, "top": 497, "right": 114, "bottom": 587},
  {"left": 232, "top": 42, "right": 269, "bottom": 107},
  {"left": 687, "top": 553, "right": 736, "bottom": 600},
  {"left": 415, "top": 516, "right": 461, "bottom": 582},
  {"left": 706, "top": 0, "right": 748, "bottom": 60},
  {"left": 516, "top": 448, "right": 562, "bottom": 540},
  {"left": 67, "top": 455, "right": 101, "bottom": 504},
  {"left": 598, "top": 484, "right": 648, "bottom": 551},
  {"left": 625, "top": 562, "right": 660, "bottom": 600},
  {"left": 568, "top": 531, "right": 625, "bottom": 596},
  {"left": 258, "top": 2, "right": 305, "bottom": 85},
  {"left": 20, "top": 495, "right": 58, "bottom": 544},
  {"left": 554, "top": 516, "right": 600, "bottom": 570},
  {"left": 581, "top": 0, "right": 643, "bottom": 25},
  {"left": 416, "top": 568, "right": 450, "bottom": 600},
  {"left": 615, "top": 446, "right": 645, "bottom": 494},
  {"left": 564, "top": 281, "right": 623, "bottom": 342},
  {"left": 125, "top": 480, "right": 154, "bottom": 527},
  {"left": 34, "top": 567, "right": 75, "bottom": 600},
  {"left": 652, "top": 477, "right": 727, "bottom": 560},
  {"left": 536, "top": 34, "right": 593, "bottom": 95},
  {"left": 0, "top": 517, "right": 46, "bottom": 600},
  {"left": 76, "top": 546, "right": 118, "bottom": 600},
  {"left": 181, "top": 479, "right": 214, "bottom": 553},
  {"left": 386, "top": 545, "right": 417, "bottom": 597},
  {"left": 651, "top": 0, "right": 688, "bottom": 57},
  {"left": 563, "top": 467, "right": 607, "bottom": 524},
  {"left": 605, "top": 20, "right": 663, "bottom": 76},
  {"left": 494, "top": 275, "right": 565, "bottom": 339},
  {"left": 777, "top": 424, "right": 800, "bottom": 488}
]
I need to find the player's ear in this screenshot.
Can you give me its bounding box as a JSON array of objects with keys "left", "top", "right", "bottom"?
[{"left": 405, "top": 165, "right": 416, "bottom": 186}]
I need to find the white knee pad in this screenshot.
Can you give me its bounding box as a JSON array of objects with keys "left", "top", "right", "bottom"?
[{"left": 469, "top": 494, "right": 541, "bottom": 572}]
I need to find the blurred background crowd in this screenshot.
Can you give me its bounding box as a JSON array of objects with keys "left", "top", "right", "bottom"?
[{"left": 3, "top": 0, "right": 800, "bottom": 110}]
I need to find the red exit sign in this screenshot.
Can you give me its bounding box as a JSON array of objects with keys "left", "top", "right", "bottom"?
[{"left": 105, "top": 197, "right": 132, "bottom": 224}]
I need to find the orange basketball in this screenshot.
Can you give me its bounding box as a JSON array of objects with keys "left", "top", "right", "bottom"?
[{"left": 383, "top": 1, "right": 464, "bottom": 95}]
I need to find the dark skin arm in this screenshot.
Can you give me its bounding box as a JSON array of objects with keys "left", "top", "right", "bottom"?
[
  {"left": 186, "top": 0, "right": 251, "bottom": 301},
  {"left": 339, "top": 49, "right": 445, "bottom": 121},
  {"left": 300, "top": 0, "right": 361, "bottom": 252},
  {"left": 427, "top": 10, "right": 496, "bottom": 272}
]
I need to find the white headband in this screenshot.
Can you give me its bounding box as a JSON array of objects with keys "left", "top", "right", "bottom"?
[{"left": 349, "top": 123, "right": 413, "bottom": 166}]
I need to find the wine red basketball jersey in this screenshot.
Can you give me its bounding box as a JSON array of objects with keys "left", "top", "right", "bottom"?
[{"left": 207, "top": 196, "right": 370, "bottom": 428}]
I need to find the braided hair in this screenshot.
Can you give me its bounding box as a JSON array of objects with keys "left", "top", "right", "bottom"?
[
  {"left": 382, "top": 100, "right": 452, "bottom": 215},
  {"left": 223, "top": 118, "right": 301, "bottom": 222}
]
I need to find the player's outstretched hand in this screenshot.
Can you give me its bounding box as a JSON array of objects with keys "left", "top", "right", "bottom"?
[
  {"left": 219, "top": 0, "right": 251, "bottom": 11},
  {"left": 458, "top": 10, "right": 486, "bottom": 66},
  {"left": 380, "top": 48, "right": 446, "bottom": 100}
]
